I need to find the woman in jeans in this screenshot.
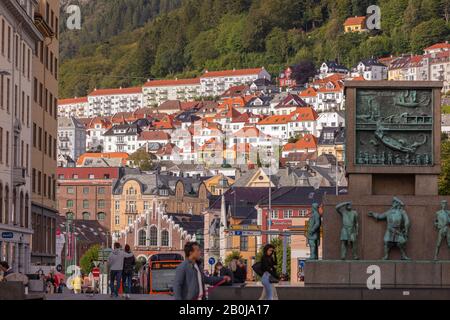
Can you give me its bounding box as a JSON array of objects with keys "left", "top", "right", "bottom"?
[
  {"left": 122, "top": 244, "right": 136, "bottom": 299},
  {"left": 260, "top": 244, "right": 279, "bottom": 300}
]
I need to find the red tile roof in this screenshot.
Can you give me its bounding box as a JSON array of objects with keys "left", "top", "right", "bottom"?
[
  {"left": 344, "top": 16, "right": 366, "bottom": 26},
  {"left": 202, "top": 68, "right": 265, "bottom": 78},
  {"left": 89, "top": 87, "right": 142, "bottom": 96},
  {"left": 143, "top": 78, "right": 200, "bottom": 87},
  {"left": 138, "top": 131, "right": 171, "bottom": 141},
  {"left": 76, "top": 152, "right": 129, "bottom": 166},
  {"left": 58, "top": 97, "right": 88, "bottom": 105},
  {"left": 283, "top": 134, "right": 318, "bottom": 152},
  {"left": 424, "top": 42, "right": 450, "bottom": 52}
]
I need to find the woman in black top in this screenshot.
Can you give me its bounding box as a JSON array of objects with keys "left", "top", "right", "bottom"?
[{"left": 259, "top": 244, "right": 279, "bottom": 300}]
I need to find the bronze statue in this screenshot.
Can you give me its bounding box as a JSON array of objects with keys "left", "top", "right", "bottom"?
[
  {"left": 307, "top": 203, "right": 321, "bottom": 260},
  {"left": 434, "top": 200, "right": 450, "bottom": 260},
  {"left": 368, "top": 197, "right": 410, "bottom": 260},
  {"left": 335, "top": 202, "right": 359, "bottom": 260}
]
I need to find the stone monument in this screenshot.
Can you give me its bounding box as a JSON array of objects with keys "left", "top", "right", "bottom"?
[{"left": 305, "top": 81, "right": 450, "bottom": 288}]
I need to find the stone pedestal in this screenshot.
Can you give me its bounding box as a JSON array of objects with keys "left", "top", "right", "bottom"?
[{"left": 305, "top": 260, "right": 450, "bottom": 288}]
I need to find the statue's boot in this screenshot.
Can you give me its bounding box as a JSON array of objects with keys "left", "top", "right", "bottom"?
[
  {"left": 352, "top": 242, "right": 359, "bottom": 260},
  {"left": 340, "top": 242, "right": 347, "bottom": 260},
  {"left": 400, "top": 247, "right": 410, "bottom": 260}
]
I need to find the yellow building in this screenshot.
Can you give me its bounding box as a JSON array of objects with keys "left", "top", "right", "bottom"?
[
  {"left": 343, "top": 16, "right": 367, "bottom": 33},
  {"left": 204, "top": 174, "right": 234, "bottom": 195}
]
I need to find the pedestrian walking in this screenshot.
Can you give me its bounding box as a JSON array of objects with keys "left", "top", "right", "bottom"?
[
  {"left": 173, "top": 242, "right": 231, "bottom": 300},
  {"left": 72, "top": 274, "right": 82, "bottom": 294},
  {"left": 259, "top": 244, "right": 279, "bottom": 300},
  {"left": 122, "top": 244, "right": 136, "bottom": 299},
  {"left": 107, "top": 242, "right": 134, "bottom": 298}
]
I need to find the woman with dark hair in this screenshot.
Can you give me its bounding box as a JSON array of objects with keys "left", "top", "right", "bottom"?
[
  {"left": 260, "top": 244, "right": 279, "bottom": 300},
  {"left": 213, "top": 262, "right": 233, "bottom": 286},
  {"left": 122, "top": 244, "right": 135, "bottom": 299}
]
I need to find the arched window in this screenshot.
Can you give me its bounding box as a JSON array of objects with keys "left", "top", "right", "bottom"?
[
  {"left": 150, "top": 226, "right": 158, "bottom": 246},
  {"left": 0, "top": 183, "right": 3, "bottom": 224},
  {"left": 4, "top": 186, "right": 9, "bottom": 224},
  {"left": 12, "top": 188, "right": 16, "bottom": 225},
  {"left": 97, "top": 212, "right": 106, "bottom": 221},
  {"left": 82, "top": 212, "right": 90, "bottom": 220},
  {"left": 161, "top": 229, "right": 169, "bottom": 247},
  {"left": 25, "top": 194, "right": 29, "bottom": 228},
  {"left": 20, "top": 191, "right": 24, "bottom": 227},
  {"left": 138, "top": 229, "right": 146, "bottom": 246}
]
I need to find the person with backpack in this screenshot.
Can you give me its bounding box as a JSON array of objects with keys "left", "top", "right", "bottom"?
[
  {"left": 107, "top": 242, "right": 134, "bottom": 298},
  {"left": 122, "top": 244, "right": 136, "bottom": 299}
]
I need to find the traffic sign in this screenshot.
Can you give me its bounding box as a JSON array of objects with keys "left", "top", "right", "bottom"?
[
  {"left": 208, "top": 257, "right": 216, "bottom": 266},
  {"left": 56, "top": 264, "right": 63, "bottom": 272},
  {"left": 229, "top": 230, "right": 261, "bottom": 236},
  {"left": 1, "top": 232, "right": 14, "bottom": 239}
]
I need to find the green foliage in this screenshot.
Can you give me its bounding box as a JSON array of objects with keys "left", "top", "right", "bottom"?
[
  {"left": 60, "top": 0, "right": 450, "bottom": 98},
  {"left": 440, "top": 139, "right": 450, "bottom": 195},
  {"left": 255, "top": 237, "right": 291, "bottom": 278},
  {"left": 79, "top": 244, "right": 101, "bottom": 275},
  {"left": 225, "top": 251, "right": 243, "bottom": 265},
  {"left": 129, "top": 149, "right": 154, "bottom": 171},
  {"left": 442, "top": 106, "right": 450, "bottom": 114}
]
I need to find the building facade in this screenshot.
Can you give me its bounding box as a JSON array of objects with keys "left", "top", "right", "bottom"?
[
  {"left": 87, "top": 87, "right": 143, "bottom": 118},
  {"left": 57, "top": 97, "right": 88, "bottom": 118},
  {"left": 57, "top": 117, "right": 86, "bottom": 162},
  {"left": 143, "top": 78, "right": 201, "bottom": 107},
  {"left": 56, "top": 167, "right": 121, "bottom": 231},
  {"left": 0, "top": 0, "right": 45, "bottom": 274}
]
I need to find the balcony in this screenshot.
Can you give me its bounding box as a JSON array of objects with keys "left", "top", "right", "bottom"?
[{"left": 13, "top": 167, "right": 26, "bottom": 187}]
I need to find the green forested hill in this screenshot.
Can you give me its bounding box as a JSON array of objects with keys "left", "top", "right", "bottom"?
[{"left": 60, "top": 0, "right": 450, "bottom": 98}]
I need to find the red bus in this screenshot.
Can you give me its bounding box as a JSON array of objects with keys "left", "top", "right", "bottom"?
[{"left": 144, "top": 253, "right": 184, "bottom": 295}]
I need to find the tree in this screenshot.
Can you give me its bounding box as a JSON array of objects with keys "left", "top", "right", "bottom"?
[
  {"left": 440, "top": 139, "right": 450, "bottom": 195},
  {"left": 410, "top": 19, "right": 449, "bottom": 53},
  {"left": 225, "top": 251, "right": 242, "bottom": 265},
  {"left": 80, "top": 244, "right": 101, "bottom": 275},
  {"left": 129, "top": 148, "right": 153, "bottom": 171}
]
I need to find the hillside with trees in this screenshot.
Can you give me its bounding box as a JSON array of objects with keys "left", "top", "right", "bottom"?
[{"left": 60, "top": 0, "right": 450, "bottom": 98}]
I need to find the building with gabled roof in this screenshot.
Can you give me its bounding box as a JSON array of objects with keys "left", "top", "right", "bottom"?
[{"left": 343, "top": 16, "right": 367, "bottom": 33}]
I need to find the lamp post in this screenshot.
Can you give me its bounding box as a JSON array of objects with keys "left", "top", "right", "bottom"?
[{"left": 64, "top": 213, "right": 73, "bottom": 275}]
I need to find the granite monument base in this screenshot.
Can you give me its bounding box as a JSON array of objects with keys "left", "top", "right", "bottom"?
[{"left": 305, "top": 260, "right": 450, "bottom": 288}]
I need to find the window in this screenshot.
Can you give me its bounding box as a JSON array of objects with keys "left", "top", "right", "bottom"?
[
  {"left": 150, "top": 226, "right": 158, "bottom": 246},
  {"left": 114, "top": 215, "right": 120, "bottom": 225},
  {"left": 240, "top": 236, "right": 249, "bottom": 251},
  {"left": 161, "top": 230, "right": 169, "bottom": 247},
  {"left": 98, "top": 200, "right": 105, "bottom": 209},
  {"left": 88, "top": 174, "right": 95, "bottom": 179},
  {"left": 67, "top": 186, "right": 74, "bottom": 194},
  {"left": 271, "top": 210, "right": 278, "bottom": 219},
  {"left": 97, "top": 212, "right": 106, "bottom": 221},
  {"left": 82, "top": 212, "right": 90, "bottom": 220},
  {"left": 299, "top": 209, "right": 308, "bottom": 217},
  {"left": 66, "top": 200, "right": 73, "bottom": 208},
  {"left": 143, "top": 201, "right": 149, "bottom": 210},
  {"left": 83, "top": 200, "right": 89, "bottom": 209},
  {"left": 98, "top": 187, "right": 105, "bottom": 194},
  {"left": 83, "top": 187, "right": 89, "bottom": 194},
  {"left": 114, "top": 201, "right": 120, "bottom": 211},
  {"left": 138, "top": 230, "right": 146, "bottom": 246},
  {"left": 127, "top": 215, "right": 133, "bottom": 225},
  {"left": 283, "top": 210, "right": 293, "bottom": 219}
]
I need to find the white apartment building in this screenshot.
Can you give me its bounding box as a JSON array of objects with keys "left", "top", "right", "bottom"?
[
  {"left": 57, "top": 117, "right": 86, "bottom": 162},
  {"left": 143, "top": 78, "right": 201, "bottom": 107},
  {"left": 57, "top": 96, "right": 88, "bottom": 118},
  {"left": 200, "top": 68, "right": 271, "bottom": 97},
  {"left": 87, "top": 87, "right": 143, "bottom": 117},
  {"left": 319, "top": 61, "right": 349, "bottom": 79},
  {"left": 103, "top": 123, "right": 141, "bottom": 153},
  {"left": 317, "top": 111, "right": 345, "bottom": 136},
  {"left": 352, "top": 58, "right": 388, "bottom": 80},
  {"left": 0, "top": 0, "right": 44, "bottom": 274}
]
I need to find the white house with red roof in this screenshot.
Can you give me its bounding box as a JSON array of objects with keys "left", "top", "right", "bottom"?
[
  {"left": 273, "top": 93, "right": 308, "bottom": 115},
  {"left": 58, "top": 97, "right": 89, "bottom": 118},
  {"left": 142, "top": 78, "right": 201, "bottom": 106},
  {"left": 200, "top": 67, "right": 271, "bottom": 97},
  {"left": 87, "top": 87, "right": 143, "bottom": 117},
  {"left": 85, "top": 117, "right": 112, "bottom": 151}
]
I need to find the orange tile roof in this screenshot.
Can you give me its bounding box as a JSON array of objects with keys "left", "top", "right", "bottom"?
[
  {"left": 257, "top": 114, "right": 291, "bottom": 125},
  {"left": 299, "top": 87, "right": 317, "bottom": 97},
  {"left": 58, "top": 97, "right": 88, "bottom": 105},
  {"left": 234, "top": 126, "right": 266, "bottom": 138},
  {"left": 143, "top": 78, "right": 200, "bottom": 87},
  {"left": 344, "top": 16, "right": 366, "bottom": 26},
  {"left": 290, "top": 107, "right": 319, "bottom": 121},
  {"left": 138, "top": 131, "right": 171, "bottom": 141},
  {"left": 283, "top": 134, "right": 318, "bottom": 152},
  {"left": 424, "top": 42, "right": 450, "bottom": 51},
  {"left": 202, "top": 68, "right": 265, "bottom": 78},
  {"left": 89, "top": 87, "right": 142, "bottom": 96},
  {"left": 76, "top": 152, "right": 129, "bottom": 166}
]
